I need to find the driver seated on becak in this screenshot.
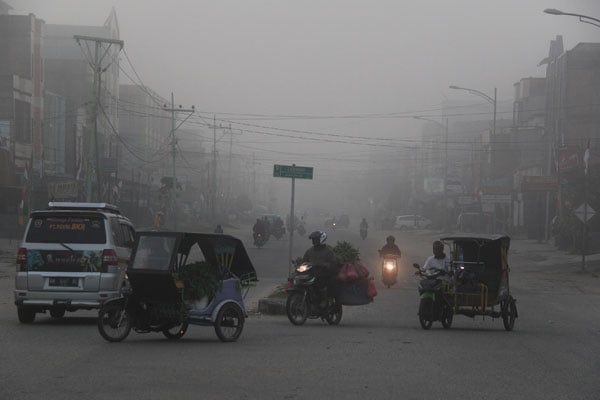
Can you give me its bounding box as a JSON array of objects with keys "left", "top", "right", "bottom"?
[{"left": 421, "top": 240, "right": 451, "bottom": 281}]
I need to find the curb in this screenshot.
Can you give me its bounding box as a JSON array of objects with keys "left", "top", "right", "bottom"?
[{"left": 257, "top": 297, "right": 286, "bottom": 315}]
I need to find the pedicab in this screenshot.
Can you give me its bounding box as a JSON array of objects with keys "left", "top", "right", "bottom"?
[
  {"left": 413, "top": 234, "right": 518, "bottom": 331},
  {"left": 97, "top": 231, "right": 258, "bottom": 342}
]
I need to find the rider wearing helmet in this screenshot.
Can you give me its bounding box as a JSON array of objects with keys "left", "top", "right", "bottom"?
[
  {"left": 303, "top": 231, "right": 340, "bottom": 302},
  {"left": 378, "top": 235, "right": 402, "bottom": 257}
]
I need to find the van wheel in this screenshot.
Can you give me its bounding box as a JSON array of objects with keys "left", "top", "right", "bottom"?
[
  {"left": 50, "top": 308, "right": 66, "bottom": 318},
  {"left": 17, "top": 306, "right": 36, "bottom": 323}
]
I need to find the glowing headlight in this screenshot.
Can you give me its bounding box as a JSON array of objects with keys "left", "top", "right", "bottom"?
[
  {"left": 296, "top": 263, "right": 311, "bottom": 273},
  {"left": 384, "top": 262, "right": 396, "bottom": 271}
]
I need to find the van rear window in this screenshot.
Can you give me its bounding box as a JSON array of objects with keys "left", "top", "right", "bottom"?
[{"left": 26, "top": 216, "right": 106, "bottom": 244}]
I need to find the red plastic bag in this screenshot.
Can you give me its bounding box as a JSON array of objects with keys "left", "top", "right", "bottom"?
[
  {"left": 367, "top": 279, "right": 378, "bottom": 298},
  {"left": 354, "top": 261, "right": 370, "bottom": 278},
  {"left": 337, "top": 263, "right": 360, "bottom": 282}
]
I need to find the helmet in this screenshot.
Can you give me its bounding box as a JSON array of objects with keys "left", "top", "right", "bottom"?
[
  {"left": 309, "top": 230, "right": 327, "bottom": 245},
  {"left": 386, "top": 235, "right": 395, "bottom": 243}
]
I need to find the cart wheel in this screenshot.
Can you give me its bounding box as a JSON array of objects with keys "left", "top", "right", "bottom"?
[
  {"left": 501, "top": 297, "right": 517, "bottom": 331},
  {"left": 286, "top": 293, "right": 308, "bottom": 326},
  {"left": 325, "top": 302, "right": 343, "bottom": 325},
  {"left": 162, "top": 322, "right": 189, "bottom": 340},
  {"left": 98, "top": 303, "right": 131, "bottom": 342},
  {"left": 50, "top": 308, "right": 65, "bottom": 319},
  {"left": 17, "top": 306, "right": 36, "bottom": 324},
  {"left": 418, "top": 298, "right": 433, "bottom": 330},
  {"left": 441, "top": 306, "right": 453, "bottom": 329},
  {"left": 214, "top": 303, "right": 244, "bottom": 342}
]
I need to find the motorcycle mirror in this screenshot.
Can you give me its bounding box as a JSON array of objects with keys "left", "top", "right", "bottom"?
[{"left": 412, "top": 263, "right": 420, "bottom": 269}]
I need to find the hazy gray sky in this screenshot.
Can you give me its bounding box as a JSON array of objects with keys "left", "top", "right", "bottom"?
[
  {"left": 9, "top": 0, "right": 599, "bottom": 114},
  {"left": 7, "top": 0, "right": 600, "bottom": 210}
]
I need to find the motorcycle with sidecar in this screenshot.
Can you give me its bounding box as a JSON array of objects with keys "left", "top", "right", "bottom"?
[
  {"left": 97, "top": 231, "right": 257, "bottom": 342},
  {"left": 413, "top": 234, "right": 517, "bottom": 331}
]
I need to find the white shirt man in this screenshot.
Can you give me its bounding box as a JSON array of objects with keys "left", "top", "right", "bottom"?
[{"left": 421, "top": 240, "right": 450, "bottom": 277}]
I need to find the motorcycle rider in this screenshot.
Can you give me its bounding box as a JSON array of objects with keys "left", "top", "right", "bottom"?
[
  {"left": 303, "top": 231, "right": 340, "bottom": 306},
  {"left": 360, "top": 218, "right": 368, "bottom": 231},
  {"left": 421, "top": 240, "right": 450, "bottom": 276},
  {"left": 253, "top": 218, "right": 267, "bottom": 242},
  {"left": 378, "top": 235, "right": 401, "bottom": 258}
]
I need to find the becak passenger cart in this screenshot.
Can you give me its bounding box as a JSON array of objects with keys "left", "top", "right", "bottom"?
[
  {"left": 98, "top": 231, "right": 257, "bottom": 342},
  {"left": 415, "top": 234, "right": 518, "bottom": 331}
]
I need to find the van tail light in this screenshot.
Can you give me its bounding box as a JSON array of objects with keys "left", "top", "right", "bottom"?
[
  {"left": 16, "top": 247, "right": 27, "bottom": 271},
  {"left": 102, "top": 249, "right": 119, "bottom": 271}
]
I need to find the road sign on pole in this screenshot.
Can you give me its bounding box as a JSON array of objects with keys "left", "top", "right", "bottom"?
[
  {"left": 273, "top": 164, "right": 313, "bottom": 180},
  {"left": 574, "top": 203, "right": 596, "bottom": 223},
  {"left": 273, "top": 164, "right": 314, "bottom": 278}
]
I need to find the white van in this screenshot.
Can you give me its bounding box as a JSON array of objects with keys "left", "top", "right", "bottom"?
[
  {"left": 394, "top": 215, "right": 432, "bottom": 230},
  {"left": 14, "top": 202, "right": 135, "bottom": 323}
]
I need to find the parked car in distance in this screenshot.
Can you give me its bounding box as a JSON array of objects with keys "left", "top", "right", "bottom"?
[
  {"left": 14, "top": 202, "right": 135, "bottom": 323},
  {"left": 394, "top": 215, "right": 432, "bottom": 230}
]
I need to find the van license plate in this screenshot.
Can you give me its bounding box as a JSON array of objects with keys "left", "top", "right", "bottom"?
[{"left": 49, "top": 277, "right": 78, "bottom": 287}]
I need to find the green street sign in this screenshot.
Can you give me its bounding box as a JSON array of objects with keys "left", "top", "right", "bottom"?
[{"left": 273, "top": 164, "right": 313, "bottom": 180}]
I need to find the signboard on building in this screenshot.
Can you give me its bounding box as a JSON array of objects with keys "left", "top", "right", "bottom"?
[
  {"left": 521, "top": 176, "right": 558, "bottom": 192},
  {"left": 0, "top": 120, "right": 9, "bottom": 151},
  {"left": 481, "top": 194, "right": 512, "bottom": 204},
  {"left": 558, "top": 145, "right": 580, "bottom": 171},
  {"left": 48, "top": 180, "right": 79, "bottom": 200},
  {"left": 457, "top": 195, "right": 478, "bottom": 205}
]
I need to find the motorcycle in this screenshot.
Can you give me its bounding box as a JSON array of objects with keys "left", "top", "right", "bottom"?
[
  {"left": 412, "top": 263, "right": 453, "bottom": 330},
  {"left": 253, "top": 232, "right": 268, "bottom": 248},
  {"left": 360, "top": 228, "right": 367, "bottom": 240},
  {"left": 296, "top": 223, "right": 306, "bottom": 236},
  {"left": 286, "top": 262, "right": 343, "bottom": 326},
  {"left": 381, "top": 255, "right": 399, "bottom": 288}
]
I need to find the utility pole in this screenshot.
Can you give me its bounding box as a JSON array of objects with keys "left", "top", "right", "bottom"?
[
  {"left": 74, "top": 35, "right": 123, "bottom": 202},
  {"left": 212, "top": 115, "right": 218, "bottom": 222},
  {"left": 443, "top": 117, "right": 449, "bottom": 232},
  {"left": 163, "top": 94, "right": 194, "bottom": 230},
  {"left": 224, "top": 124, "right": 242, "bottom": 203}
]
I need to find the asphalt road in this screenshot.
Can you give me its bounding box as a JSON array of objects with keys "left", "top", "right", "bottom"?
[{"left": 1, "top": 219, "right": 599, "bottom": 400}]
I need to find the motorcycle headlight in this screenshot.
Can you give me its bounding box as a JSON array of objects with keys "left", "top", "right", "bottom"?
[
  {"left": 384, "top": 262, "right": 396, "bottom": 271},
  {"left": 296, "top": 263, "right": 311, "bottom": 273}
]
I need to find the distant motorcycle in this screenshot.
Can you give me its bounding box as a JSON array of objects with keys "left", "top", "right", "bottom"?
[
  {"left": 381, "top": 255, "right": 399, "bottom": 288},
  {"left": 253, "top": 232, "right": 268, "bottom": 248}
]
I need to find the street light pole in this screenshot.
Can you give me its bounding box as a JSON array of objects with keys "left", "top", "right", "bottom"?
[
  {"left": 413, "top": 116, "right": 449, "bottom": 231},
  {"left": 544, "top": 8, "right": 600, "bottom": 28},
  {"left": 449, "top": 85, "right": 498, "bottom": 231},
  {"left": 449, "top": 85, "right": 497, "bottom": 137}
]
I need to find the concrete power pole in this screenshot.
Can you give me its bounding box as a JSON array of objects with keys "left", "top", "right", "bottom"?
[
  {"left": 224, "top": 124, "right": 242, "bottom": 204},
  {"left": 74, "top": 35, "right": 123, "bottom": 202},
  {"left": 213, "top": 115, "right": 217, "bottom": 222},
  {"left": 163, "top": 94, "right": 194, "bottom": 230}
]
